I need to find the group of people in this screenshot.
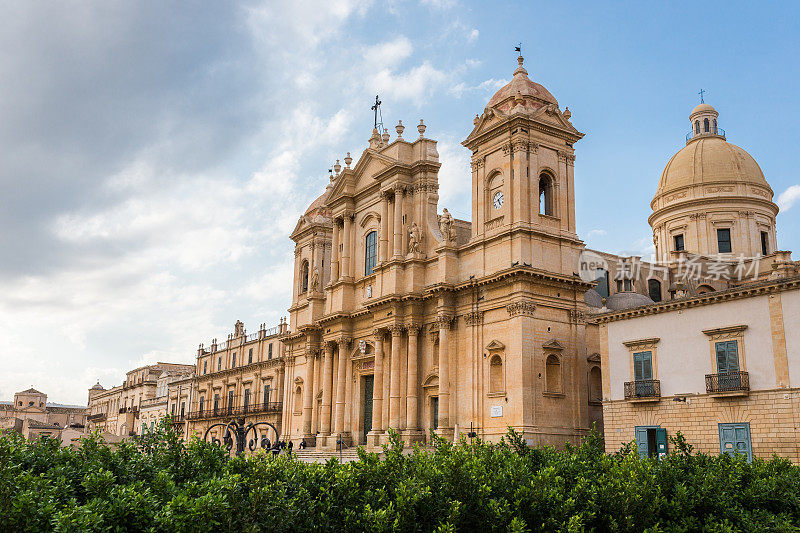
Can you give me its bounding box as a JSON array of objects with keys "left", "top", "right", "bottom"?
[{"left": 262, "top": 437, "right": 307, "bottom": 456}]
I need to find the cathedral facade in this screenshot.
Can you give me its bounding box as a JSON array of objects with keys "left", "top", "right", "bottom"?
[{"left": 281, "top": 56, "right": 600, "bottom": 449}]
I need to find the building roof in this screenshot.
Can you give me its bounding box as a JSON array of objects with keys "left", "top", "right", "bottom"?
[
  {"left": 19, "top": 388, "right": 44, "bottom": 395},
  {"left": 486, "top": 56, "right": 558, "bottom": 112}
]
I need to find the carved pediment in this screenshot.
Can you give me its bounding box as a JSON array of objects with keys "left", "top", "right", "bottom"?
[
  {"left": 485, "top": 340, "right": 505, "bottom": 352},
  {"left": 542, "top": 339, "right": 565, "bottom": 351},
  {"left": 587, "top": 353, "right": 601, "bottom": 363}
]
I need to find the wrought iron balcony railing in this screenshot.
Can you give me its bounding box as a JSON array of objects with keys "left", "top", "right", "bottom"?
[
  {"left": 186, "top": 401, "right": 283, "bottom": 421},
  {"left": 706, "top": 371, "right": 749, "bottom": 393},
  {"left": 624, "top": 379, "right": 661, "bottom": 400},
  {"left": 686, "top": 127, "right": 725, "bottom": 142},
  {"left": 87, "top": 412, "right": 107, "bottom": 421}
]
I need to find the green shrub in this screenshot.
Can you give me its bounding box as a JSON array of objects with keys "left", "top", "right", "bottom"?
[{"left": 0, "top": 420, "right": 798, "bottom": 532}]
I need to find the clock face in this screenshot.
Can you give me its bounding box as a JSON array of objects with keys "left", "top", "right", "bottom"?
[{"left": 492, "top": 191, "right": 504, "bottom": 209}]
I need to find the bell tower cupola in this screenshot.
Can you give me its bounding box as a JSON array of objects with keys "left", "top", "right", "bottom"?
[{"left": 462, "top": 55, "right": 585, "bottom": 275}]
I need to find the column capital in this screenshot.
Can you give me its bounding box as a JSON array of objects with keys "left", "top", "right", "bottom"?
[
  {"left": 388, "top": 324, "right": 405, "bottom": 336},
  {"left": 464, "top": 310, "right": 484, "bottom": 326},
  {"left": 392, "top": 183, "right": 405, "bottom": 195},
  {"left": 436, "top": 315, "right": 454, "bottom": 329},
  {"left": 337, "top": 336, "right": 353, "bottom": 348},
  {"left": 372, "top": 328, "right": 387, "bottom": 340},
  {"left": 405, "top": 323, "right": 422, "bottom": 335},
  {"left": 506, "top": 300, "right": 536, "bottom": 317}
]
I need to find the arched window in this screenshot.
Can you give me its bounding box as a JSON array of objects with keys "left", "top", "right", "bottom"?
[
  {"left": 712, "top": 119, "right": 718, "bottom": 134},
  {"left": 300, "top": 260, "right": 309, "bottom": 293},
  {"left": 648, "top": 279, "right": 662, "bottom": 302},
  {"left": 695, "top": 120, "right": 700, "bottom": 134},
  {"left": 364, "top": 231, "right": 377, "bottom": 275},
  {"left": 490, "top": 355, "right": 504, "bottom": 393},
  {"left": 595, "top": 268, "right": 610, "bottom": 299},
  {"left": 697, "top": 284, "right": 715, "bottom": 295},
  {"left": 546, "top": 354, "right": 561, "bottom": 393},
  {"left": 589, "top": 366, "right": 602, "bottom": 403},
  {"left": 703, "top": 118, "right": 709, "bottom": 133},
  {"left": 539, "top": 174, "right": 554, "bottom": 216}
]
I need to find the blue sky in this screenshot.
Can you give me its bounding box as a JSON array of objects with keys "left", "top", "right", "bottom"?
[{"left": 0, "top": 0, "right": 797, "bottom": 404}]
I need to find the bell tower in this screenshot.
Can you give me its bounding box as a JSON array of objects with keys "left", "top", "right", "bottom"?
[{"left": 462, "top": 56, "right": 585, "bottom": 275}]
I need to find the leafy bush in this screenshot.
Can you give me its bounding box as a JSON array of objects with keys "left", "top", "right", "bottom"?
[{"left": 1, "top": 420, "right": 798, "bottom": 532}]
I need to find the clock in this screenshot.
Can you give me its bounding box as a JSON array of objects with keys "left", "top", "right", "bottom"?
[{"left": 492, "top": 191, "right": 504, "bottom": 209}]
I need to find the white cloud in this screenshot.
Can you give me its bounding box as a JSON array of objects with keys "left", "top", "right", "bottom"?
[
  {"left": 420, "top": 0, "right": 458, "bottom": 9},
  {"left": 586, "top": 229, "right": 607, "bottom": 238},
  {"left": 468, "top": 29, "right": 479, "bottom": 42},
  {"left": 778, "top": 185, "right": 800, "bottom": 212},
  {"left": 364, "top": 36, "right": 413, "bottom": 67}
]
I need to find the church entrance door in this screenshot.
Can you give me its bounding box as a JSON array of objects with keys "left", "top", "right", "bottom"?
[{"left": 362, "top": 375, "right": 374, "bottom": 445}]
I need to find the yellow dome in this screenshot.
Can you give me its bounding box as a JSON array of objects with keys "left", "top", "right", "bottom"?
[{"left": 656, "top": 136, "right": 770, "bottom": 196}]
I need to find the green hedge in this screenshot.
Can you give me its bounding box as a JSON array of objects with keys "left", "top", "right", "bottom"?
[{"left": 1, "top": 421, "right": 798, "bottom": 532}]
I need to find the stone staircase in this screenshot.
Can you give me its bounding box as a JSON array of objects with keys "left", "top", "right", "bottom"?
[{"left": 293, "top": 446, "right": 372, "bottom": 463}]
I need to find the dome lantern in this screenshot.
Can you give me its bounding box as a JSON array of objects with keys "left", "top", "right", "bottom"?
[{"left": 687, "top": 101, "right": 724, "bottom": 143}]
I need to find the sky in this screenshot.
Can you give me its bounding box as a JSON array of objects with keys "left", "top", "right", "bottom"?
[{"left": 1, "top": 1, "right": 798, "bottom": 405}]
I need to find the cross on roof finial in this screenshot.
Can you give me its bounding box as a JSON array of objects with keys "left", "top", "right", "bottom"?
[
  {"left": 698, "top": 89, "right": 705, "bottom": 103},
  {"left": 371, "top": 94, "right": 382, "bottom": 130}
]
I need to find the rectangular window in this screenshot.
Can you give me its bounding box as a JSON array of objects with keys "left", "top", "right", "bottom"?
[
  {"left": 232, "top": 353, "right": 236, "bottom": 367},
  {"left": 673, "top": 234, "right": 684, "bottom": 252},
  {"left": 244, "top": 389, "right": 250, "bottom": 410},
  {"left": 717, "top": 228, "right": 732, "bottom": 253},
  {"left": 624, "top": 279, "right": 633, "bottom": 291},
  {"left": 268, "top": 344, "right": 273, "bottom": 359},
  {"left": 248, "top": 348, "right": 253, "bottom": 365},
  {"left": 715, "top": 340, "right": 742, "bottom": 391},
  {"left": 761, "top": 231, "right": 769, "bottom": 256},
  {"left": 218, "top": 357, "right": 221, "bottom": 371},
  {"left": 263, "top": 385, "right": 271, "bottom": 405},
  {"left": 633, "top": 350, "right": 654, "bottom": 396},
  {"left": 199, "top": 397, "right": 204, "bottom": 414},
  {"left": 203, "top": 361, "right": 207, "bottom": 374},
  {"left": 227, "top": 390, "right": 234, "bottom": 412},
  {"left": 719, "top": 423, "right": 752, "bottom": 462},
  {"left": 365, "top": 230, "right": 378, "bottom": 275},
  {"left": 180, "top": 402, "right": 185, "bottom": 418},
  {"left": 213, "top": 394, "right": 219, "bottom": 414},
  {"left": 171, "top": 403, "right": 175, "bottom": 415}
]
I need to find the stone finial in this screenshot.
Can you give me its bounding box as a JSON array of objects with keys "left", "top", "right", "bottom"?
[
  {"left": 418, "top": 119, "right": 426, "bottom": 137},
  {"left": 473, "top": 114, "right": 479, "bottom": 125},
  {"left": 344, "top": 152, "right": 352, "bottom": 168},
  {"left": 333, "top": 159, "right": 341, "bottom": 175},
  {"left": 515, "top": 89, "right": 523, "bottom": 104},
  {"left": 382, "top": 128, "right": 390, "bottom": 144},
  {"left": 396, "top": 120, "right": 405, "bottom": 138},
  {"left": 564, "top": 107, "right": 571, "bottom": 120}
]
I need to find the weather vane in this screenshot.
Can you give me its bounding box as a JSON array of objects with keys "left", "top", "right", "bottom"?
[
  {"left": 515, "top": 43, "right": 522, "bottom": 56},
  {"left": 698, "top": 89, "right": 705, "bottom": 103}
]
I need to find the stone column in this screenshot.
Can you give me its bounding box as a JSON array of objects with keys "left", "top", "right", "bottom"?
[
  {"left": 345, "top": 344, "right": 354, "bottom": 436},
  {"left": 437, "top": 315, "right": 452, "bottom": 429},
  {"left": 342, "top": 213, "right": 352, "bottom": 278},
  {"left": 320, "top": 342, "right": 334, "bottom": 436},
  {"left": 406, "top": 325, "right": 420, "bottom": 431},
  {"left": 302, "top": 350, "right": 316, "bottom": 437},
  {"left": 333, "top": 338, "right": 349, "bottom": 438},
  {"left": 370, "top": 329, "right": 385, "bottom": 442},
  {"left": 379, "top": 193, "right": 389, "bottom": 262},
  {"left": 392, "top": 186, "right": 403, "bottom": 259},
  {"left": 331, "top": 219, "right": 340, "bottom": 281},
  {"left": 277, "top": 367, "right": 285, "bottom": 403},
  {"left": 388, "top": 325, "right": 404, "bottom": 428}
]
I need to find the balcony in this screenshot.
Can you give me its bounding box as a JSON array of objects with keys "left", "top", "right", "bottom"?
[
  {"left": 706, "top": 371, "right": 749, "bottom": 396},
  {"left": 87, "top": 412, "right": 107, "bottom": 421},
  {"left": 686, "top": 127, "right": 725, "bottom": 143},
  {"left": 186, "top": 401, "right": 283, "bottom": 421},
  {"left": 624, "top": 379, "right": 661, "bottom": 402}
]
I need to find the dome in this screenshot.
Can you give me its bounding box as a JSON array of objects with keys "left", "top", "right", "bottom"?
[
  {"left": 691, "top": 103, "right": 717, "bottom": 116},
  {"left": 605, "top": 291, "right": 654, "bottom": 311},
  {"left": 656, "top": 137, "right": 770, "bottom": 196},
  {"left": 304, "top": 186, "right": 332, "bottom": 219},
  {"left": 90, "top": 382, "right": 104, "bottom": 391},
  {"left": 486, "top": 56, "right": 558, "bottom": 111},
  {"left": 584, "top": 288, "right": 603, "bottom": 308}
]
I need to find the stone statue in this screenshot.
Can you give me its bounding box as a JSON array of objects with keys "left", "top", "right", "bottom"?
[
  {"left": 439, "top": 208, "right": 456, "bottom": 242},
  {"left": 408, "top": 222, "right": 423, "bottom": 253},
  {"left": 309, "top": 267, "right": 320, "bottom": 292}
]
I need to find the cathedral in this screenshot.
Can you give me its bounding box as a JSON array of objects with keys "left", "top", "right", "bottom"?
[{"left": 283, "top": 55, "right": 600, "bottom": 449}]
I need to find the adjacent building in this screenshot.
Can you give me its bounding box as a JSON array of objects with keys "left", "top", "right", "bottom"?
[
  {"left": 594, "top": 102, "right": 799, "bottom": 461},
  {"left": 0, "top": 388, "right": 87, "bottom": 441}
]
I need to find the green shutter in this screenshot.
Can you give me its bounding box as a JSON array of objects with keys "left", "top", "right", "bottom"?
[
  {"left": 656, "top": 428, "right": 668, "bottom": 457},
  {"left": 633, "top": 351, "right": 653, "bottom": 381},
  {"left": 634, "top": 426, "right": 649, "bottom": 458}
]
